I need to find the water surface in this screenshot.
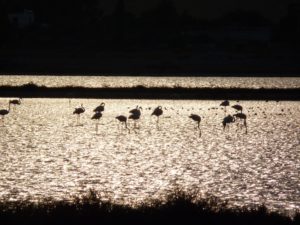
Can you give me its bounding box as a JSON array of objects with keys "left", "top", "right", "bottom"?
[
  {"left": 0, "top": 98, "right": 299, "bottom": 214},
  {"left": 1, "top": 75, "right": 299, "bottom": 89}
]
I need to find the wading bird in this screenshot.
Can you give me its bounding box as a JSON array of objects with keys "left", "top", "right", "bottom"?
[
  {"left": 129, "top": 105, "right": 142, "bottom": 117},
  {"left": 92, "top": 111, "right": 102, "bottom": 133},
  {"left": 233, "top": 113, "right": 247, "bottom": 134},
  {"left": 92, "top": 111, "right": 102, "bottom": 121},
  {"left": 94, "top": 102, "right": 105, "bottom": 112},
  {"left": 222, "top": 115, "right": 235, "bottom": 131},
  {"left": 73, "top": 104, "right": 85, "bottom": 124},
  {"left": 232, "top": 104, "right": 243, "bottom": 113},
  {"left": 189, "top": 114, "right": 202, "bottom": 136},
  {"left": 220, "top": 100, "right": 230, "bottom": 115},
  {"left": 9, "top": 98, "right": 22, "bottom": 106},
  {"left": 0, "top": 103, "right": 10, "bottom": 123},
  {"left": 151, "top": 106, "right": 163, "bottom": 124},
  {"left": 116, "top": 115, "right": 130, "bottom": 132},
  {"left": 129, "top": 113, "right": 141, "bottom": 128},
  {"left": 129, "top": 106, "right": 142, "bottom": 129}
]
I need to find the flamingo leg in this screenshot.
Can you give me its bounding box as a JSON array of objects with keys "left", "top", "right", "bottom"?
[
  {"left": 125, "top": 122, "right": 130, "bottom": 133},
  {"left": 95, "top": 122, "right": 99, "bottom": 134},
  {"left": 244, "top": 120, "right": 248, "bottom": 134}
]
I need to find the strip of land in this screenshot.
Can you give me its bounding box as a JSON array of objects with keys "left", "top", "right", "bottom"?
[{"left": 0, "top": 84, "right": 299, "bottom": 100}]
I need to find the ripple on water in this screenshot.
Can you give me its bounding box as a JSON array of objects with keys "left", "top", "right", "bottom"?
[{"left": 0, "top": 98, "right": 299, "bottom": 214}]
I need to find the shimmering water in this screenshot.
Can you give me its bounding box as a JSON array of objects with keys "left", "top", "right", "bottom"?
[
  {"left": 1, "top": 75, "right": 300, "bottom": 89},
  {"left": 0, "top": 98, "right": 299, "bottom": 214}
]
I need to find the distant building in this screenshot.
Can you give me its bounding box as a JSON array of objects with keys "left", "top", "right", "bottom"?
[{"left": 8, "top": 9, "right": 34, "bottom": 29}]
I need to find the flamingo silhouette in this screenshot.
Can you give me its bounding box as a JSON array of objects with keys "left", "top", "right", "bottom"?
[
  {"left": 129, "top": 113, "right": 141, "bottom": 129},
  {"left": 92, "top": 112, "right": 102, "bottom": 120},
  {"left": 220, "top": 100, "right": 229, "bottom": 115},
  {"left": 151, "top": 106, "right": 163, "bottom": 124},
  {"left": 9, "top": 98, "right": 22, "bottom": 106},
  {"left": 0, "top": 102, "right": 11, "bottom": 123},
  {"left": 129, "top": 106, "right": 142, "bottom": 129},
  {"left": 233, "top": 113, "right": 247, "bottom": 134},
  {"left": 91, "top": 111, "right": 102, "bottom": 133},
  {"left": 222, "top": 114, "right": 235, "bottom": 131},
  {"left": 116, "top": 115, "right": 130, "bottom": 132},
  {"left": 94, "top": 102, "right": 105, "bottom": 112},
  {"left": 232, "top": 104, "right": 243, "bottom": 113},
  {"left": 129, "top": 105, "right": 142, "bottom": 117},
  {"left": 189, "top": 114, "right": 202, "bottom": 136},
  {"left": 73, "top": 104, "right": 85, "bottom": 124}
]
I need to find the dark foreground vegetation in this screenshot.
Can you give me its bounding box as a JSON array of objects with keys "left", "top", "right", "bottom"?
[
  {"left": 0, "top": 190, "right": 299, "bottom": 225},
  {"left": 0, "top": 83, "right": 299, "bottom": 100}
]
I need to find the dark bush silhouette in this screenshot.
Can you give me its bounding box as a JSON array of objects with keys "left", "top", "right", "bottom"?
[{"left": 0, "top": 189, "right": 298, "bottom": 225}]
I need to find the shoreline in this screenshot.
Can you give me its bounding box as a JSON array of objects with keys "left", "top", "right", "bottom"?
[
  {"left": 0, "top": 189, "right": 299, "bottom": 225},
  {"left": 0, "top": 84, "right": 299, "bottom": 100}
]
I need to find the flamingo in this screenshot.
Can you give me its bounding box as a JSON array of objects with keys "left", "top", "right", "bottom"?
[
  {"left": 151, "top": 106, "right": 163, "bottom": 124},
  {"left": 94, "top": 102, "right": 105, "bottom": 112},
  {"left": 189, "top": 114, "right": 202, "bottom": 136},
  {"left": 91, "top": 111, "right": 102, "bottom": 133},
  {"left": 232, "top": 104, "right": 243, "bottom": 113},
  {"left": 129, "top": 106, "right": 142, "bottom": 129},
  {"left": 222, "top": 114, "right": 235, "bottom": 131},
  {"left": 73, "top": 104, "right": 85, "bottom": 124},
  {"left": 92, "top": 112, "right": 102, "bottom": 121},
  {"left": 129, "top": 105, "right": 142, "bottom": 117},
  {"left": 9, "top": 98, "right": 22, "bottom": 106},
  {"left": 220, "top": 100, "right": 229, "bottom": 115},
  {"left": 0, "top": 102, "right": 11, "bottom": 123},
  {"left": 116, "top": 115, "right": 130, "bottom": 132},
  {"left": 129, "top": 113, "right": 140, "bottom": 127},
  {"left": 233, "top": 113, "right": 247, "bottom": 134}
]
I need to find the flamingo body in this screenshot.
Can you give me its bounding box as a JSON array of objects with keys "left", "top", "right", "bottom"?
[
  {"left": 116, "top": 115, "right": 127, "bottom": 123},
  {"left": 129, "top": 106, "right": 142, "bottom": 117},
  {"left": 94, "top": 102, "right": 105, "bottom": 112},
  {"left": 233, "top": 113, "right": 247, "bottom": 120},
  {"left": 116, "top": 115, "right": 130, "bottom": 131},
  {"left": 222, "top": 115, "right": 235, "bottom": 130},
  {"left": 0, "top": 103, "right": 10, "bottom": 120},
  {"left": 129, "top": 113, "right": 140, "bottom": 120},
  {"left": 9, "top": 98, "right": 22, "bottom": 105},
  {"left": 232, "top": 104, "right": 243, "bottom": 112},
  {"left": 189, "top": 114, "right": 201, "bottom": 128},
  {"left": 73, "top": 106, "right": 85, "bottom": 115},
  {"left": 0, "top": 109, "right": 9, "bottom": 117},
  {"left": 151, "top": 106, "right": 163, "bottom": 117},
  {"left": 92, "top": 112, "right": 102, "bottom": 120},
  {"left": 220, "top": 100, "right": 229, "bottom": 107}
]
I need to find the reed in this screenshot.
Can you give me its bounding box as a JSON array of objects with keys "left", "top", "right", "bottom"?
[{"left": 0, "top": 189, "right": 298, "bottom": 225}]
